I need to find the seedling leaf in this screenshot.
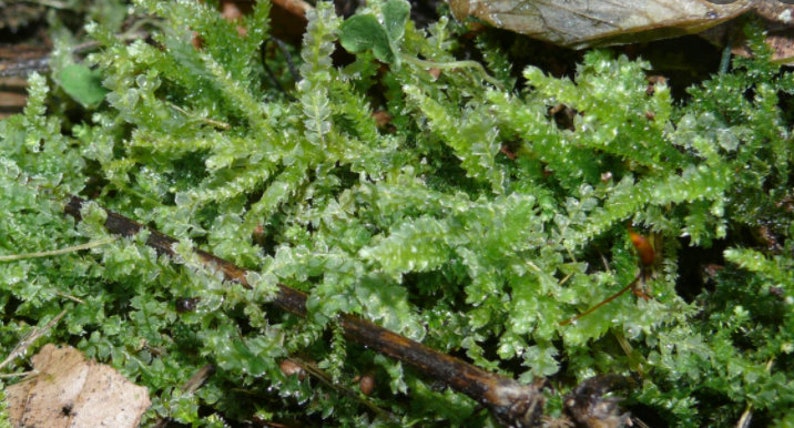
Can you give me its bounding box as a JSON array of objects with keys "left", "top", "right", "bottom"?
[{"left": 57, "top": 64, "right": 108, "bottom": 108}]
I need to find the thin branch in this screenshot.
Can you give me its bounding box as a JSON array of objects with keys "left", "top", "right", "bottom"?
[
  {"left": 64, "top": 196, "right": 545, "bottom": 427},
  {"left": 0, "top": 309, "right": 68, "bottom": 371},
  {"left": 559, "top": 273, "right": 641, "bottom": 326},
  {"left": 0, "top": 237, "right": 117, "bottom": 262},
  {"left": 400, "top": 54, "right": 504, "bottom": 89}
]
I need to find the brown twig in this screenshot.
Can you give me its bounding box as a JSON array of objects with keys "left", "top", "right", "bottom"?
[{"left": 63, "top": 196, "right": 545, "bottom": 427}]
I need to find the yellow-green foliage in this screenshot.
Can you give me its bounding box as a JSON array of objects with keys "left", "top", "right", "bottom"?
[{"left": 1, "top": 0, "right": 793, "bottom": 426}]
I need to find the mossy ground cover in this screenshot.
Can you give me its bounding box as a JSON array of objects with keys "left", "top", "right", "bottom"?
[{"left": 1, "top": 1, "right": 793, "bottom": 426}]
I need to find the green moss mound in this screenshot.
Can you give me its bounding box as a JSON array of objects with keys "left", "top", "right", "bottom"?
[{"left": 1, "top": 1, "right": 793, "bottom": 426}]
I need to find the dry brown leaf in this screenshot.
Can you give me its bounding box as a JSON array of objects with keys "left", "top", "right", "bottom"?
[
  {"left": 6, "top": 344, "right": 150, "bottom": 428},
  {"left": 449, "top": 0, "right": 752, "bottom": 47},
  {"left": 448, "top": 0, "right": 793, "bottom": 49},
  {"left": 764, "top": 32, "right": 794, "bottom": 63}
]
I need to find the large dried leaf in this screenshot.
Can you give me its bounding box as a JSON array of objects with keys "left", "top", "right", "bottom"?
[
  {"left": 450, "top": 0, "right": 764, "bottom": 48},
  {"left": 6, "top": 344, "right": 150, "bottom": 428}
]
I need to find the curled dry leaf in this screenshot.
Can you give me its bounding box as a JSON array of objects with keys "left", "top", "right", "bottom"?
[
  {"left": 449, "top": 0, "right": 790, "bottom": 49},
  {"left": 6, "top": 344, "right": 150, "bottom": 428}
]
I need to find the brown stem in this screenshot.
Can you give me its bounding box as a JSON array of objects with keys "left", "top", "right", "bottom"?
[
  {"left": 63, "top": 196, "right": 544, "bottom": 427},
  {"left": 559, "top": 273, "right": 642, "bottom": 326}
]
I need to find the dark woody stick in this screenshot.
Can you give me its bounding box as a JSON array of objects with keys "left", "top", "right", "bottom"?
[{"left": 64, "top": 196, "right": 544, "bottom": 427}]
